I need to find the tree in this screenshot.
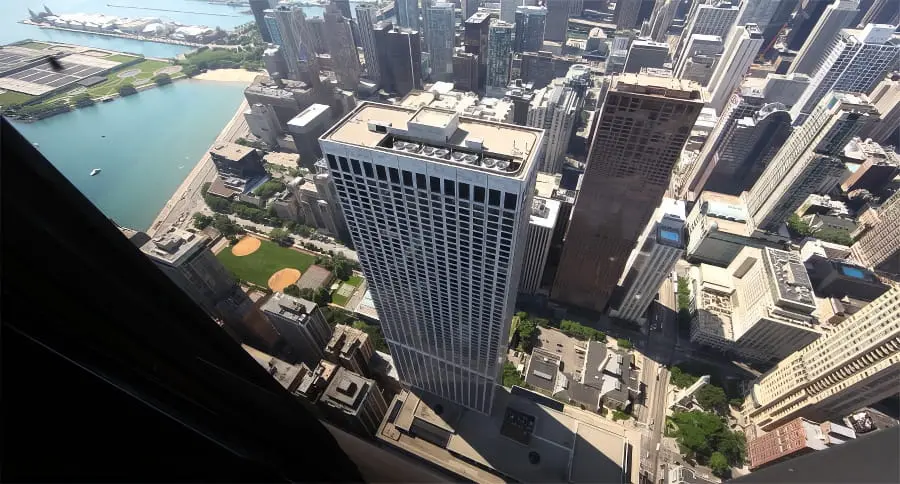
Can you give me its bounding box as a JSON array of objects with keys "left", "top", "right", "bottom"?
[
  {"left": 118, "top": 83, "right": 137, "bottom": 96},
  {"left": 211, "top": 214, "right": 242, "bottom": 237},
  {"left": 515, "top": 311, "right": 528, "bottom": 320},
  {"left": 709, "top": 452, "right": 730, "bottom": 477},
  {"left": 787, "top": 213, "right": 814, "bottom": 237},
  {"left": 297, "top": 287, "right": 316, "bottom": 300},
  {"left": 254, "top": 180, "right": 286, "bottom": 199},
  {"left": 617, "top": 338, "right": 633, "bottom": 350},
  {"left": 71, "top": 92, "right": 95, "bottom": 107},
  {"left": 502, "top": 361, "right": 524, "bottom": 387},
  {"left": 283, "top": 285, "right": 301, "bottom": 297},
  {"left": 695, "top": 384, "right": 727, "bottom": 412},
  {"left": 352, "top": 320, "right": 389, "bottom": 352},
  {"left": 269, "top": 227, "right": 292, "bottom": 246},
  {"left": 517, "top": 318, "right": 538, "bottom": 352},
  {"left": 332, "top": 257, "right": 352, "bottom": 281},
  {"left": 677, "top": 277, "right": 691, "bottom": 310},
  {"left": 559, "top": 319, "right": 606, "bottom": 342},
  {"left": 729, "top": 398, "right": 744, "bottom": 409},
  {"left": 669, "top": 366, "right": 700, "bottom": 389},
  {"left": 192, "top": 213, "right": 213, "bottom": 229},
  {"left": 205, "top": 194, "right": 232, "bottom": 213},
  {"left": 152, "top": 73, "right": 172, "bottom": 85},
  {"left": 182, "top": 64, "right": 201, "bottom": 77},
  {"left": 670, "top": 410, "right": 746, "bottom": 467},
  {"left": 815, "top": 227, "right": 853, "bottom": 245},
  {"left": 313, "top": 287, "right": 332, "bottom": 306},
  {"left": 612, "top": 409, "right": 631, "bottom": 421}
]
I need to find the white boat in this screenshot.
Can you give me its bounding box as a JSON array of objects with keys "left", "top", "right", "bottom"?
[{"left": 90, "top": 168, "right": 101, "bottom": 176}]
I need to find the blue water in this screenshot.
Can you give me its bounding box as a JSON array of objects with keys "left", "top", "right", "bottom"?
[
  {"left": 2, "top": 0, "right": 371, "bottom": 230},
  {"left": 11, "top": 81, "right": 248, "bottom": 230}
]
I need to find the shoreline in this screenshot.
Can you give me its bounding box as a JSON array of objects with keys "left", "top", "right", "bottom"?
[
  {"left": 192, "top": 68, "right": 260, "bottom": 82},
  {"left": 148, "top": 98, "right": 250, "bottom": 234}
]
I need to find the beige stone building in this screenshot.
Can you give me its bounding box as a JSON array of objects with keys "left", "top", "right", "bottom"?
[{"left": 741, "top": 285, "right": 900, "bottom": 433}]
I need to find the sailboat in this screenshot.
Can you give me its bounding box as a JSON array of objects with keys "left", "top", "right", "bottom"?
[{"left": 90, "top": 168, "right": 101, "bottom": 176}]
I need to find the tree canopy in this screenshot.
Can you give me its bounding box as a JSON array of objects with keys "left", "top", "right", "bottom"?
[
  {"left": 283, "top": 285, "right": 301, "bottom": 297},
  {"left": 559, "top": 319, "right": 606, "bottom": 342},
  {"left": 669, "top": 366, "right": 700, "bottom": 389},
  {"left": 617, "top": 338, "right": 633, "bottom": 350},
  {"left": 516, "top": 317, "right": 538, "bottom": 352},
  {"left": 502, "top": 361, "right": 524, "bottom": 387},
  {"left": 254, "top": 180, "right": 286, "bottom": 199},
  {"left": 352, "top": 320, "right": 389, "bottom": 353},
  {"left": 671, "top": 410, "right": 745, "bottom": 469},
  {"left": 695, "top": 384, "right": 727, "bottom": 412}
]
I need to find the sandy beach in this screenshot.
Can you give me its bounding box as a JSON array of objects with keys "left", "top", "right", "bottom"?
[{"left": 193, "top": 68, "right": 260, "bottom": 83}]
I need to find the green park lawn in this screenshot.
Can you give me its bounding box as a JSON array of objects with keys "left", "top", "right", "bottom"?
[
  {"left": 331, "top": 274, "right": 364, "bottom": 307},
  {"left": 18, "top": 41, "right": 51, "bottom": 50},
  {"left": 0, "top": 90, "right": 34, "bottom": 107},
  {"left": 104, "top": 54, "right": 140, "bottom": 63},
  {"left": 217, "top": 238, "right": 315, "bottom": 287}
]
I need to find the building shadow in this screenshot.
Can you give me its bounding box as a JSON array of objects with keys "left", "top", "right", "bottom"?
[{"left": 379, "top": 386, "right": 630, "bottom": 483}]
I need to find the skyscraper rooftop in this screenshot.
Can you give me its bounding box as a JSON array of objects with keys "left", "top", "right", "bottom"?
[{"left": 322, "top": 103, "right": 543, "bottom": 179}]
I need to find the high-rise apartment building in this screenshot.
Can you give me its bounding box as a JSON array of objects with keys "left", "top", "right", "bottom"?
[
  {"left": 852, "top": 190, "right": 900, "bottom": 274},
  {"left": 859, "top": 0, "right": 900, "bottom": 25},
  {"left": 744, "top": 92, "right": 877, "bottom": 233},
  {"left": 675, "top": 0, "right": 741, "bottom": 62},
  {"left": 140, "top": 228, "right": 282, "bottom": 352},
  {"left": 786, "top": 0, "right": 832, "bottom": 50},
  {"left": 610, "top": 198, "right": 686, "bottom": 325},
  {"left": 486, "top": 19, "right": 515, "bottom": 97},
  {"left": 623, "top": 39, "right": 670, "bottom": 74},
  {"left": 325, "top": 324, "right": 376, "bottom": 376},
  {"left": 693, "top": 98, "right": 792, "bottom": 198},
  {"left": 319, "top": 103, "right": 544, "bottom": 414},
  {"left": 453, "top": 51, "right": 480, "bottom": 92},
  {"left": 396, "top": 0, "right": 420, "bottom": 30},
  {"left": 261, "top": 292, "right": 333, "bottom": 368},
  {"left": 545, "top": 0, "right": 569, "bottom": 42},
  {"left": 374, "top": 24, "right": 423, "bottom": 95},
  {"left": 858, "top": 73, "right": 900, "bottom": 145},
  {"left": 791, "top": 24, "right": 900, "bottom": 121},
  {"left": 273, "top": 5, "right": 314, "bottom": 82},
  {"left": 648, "top": 0, "right": 679, "bottom": 42},
  {"left": 356, "top": 5, "right": 381, "bottom": 83},
  {"left": 707, "top": 24, "right": 764, "bottom": 113},
  {"left": 465, "top": 11, "right": 493, "bottom": 91},
  {"left": 526, "top": 78, "right": 582, "bottom": 173},
  {"left": 249, "top": 0, "right": 273, "bottom": 43},
  {"left": 263, "top": 9, "right": 282, "bottom": 46},
  {"left": 734, "top": 0, "right": 799, "bottom": 55},
  {"left": 424, "top": 2, "right": 456, "bottom": 81},
  {"left": 324, "top": 4, "right": 362, "bottom": 90},
  {"left": 500, "top": 0, "right": 536, "bottom": 23},
  {"left": 519, "top": 197, "right": 561, "bottom": 295},
  {"left": 747, "top": 418, "right": 856, "bottom": 469},
  {"left": 514, "top": 6, "right": 547, "bottom": 53},
  {"left": 689, "top": 247, "right": 823, "bottom": 363},
  {"left": 789, "top": 0, "right": 860, "bottom": 76},
  {"left": 552, "top": 74, "right": 706, "bottom": 311},
  {"left": 615, "top": 0, "right": 643, "bottom": 29},
  {"left": 741, "top": 284, "right": 900, "bottom": 432},
  {"left": 673, "top": 34, "right": 724, "bottom": 85}
]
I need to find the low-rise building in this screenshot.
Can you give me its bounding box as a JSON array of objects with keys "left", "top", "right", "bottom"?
[
  {"left": 685, "top": 191, "right": 787, "bottom": 267},
  {"left": 286, "top": 103, "right": 332, "bottom": 170},
  {"left": 261, "top": 293, "right": 332, "bottom": 368},
  {"left": 319, "top": 366, "right": 388, "bottom": 437},
  {"left": 748, "top": 418, "right": 856, "bottom": 470},
  {"left": 296, "top": 264, "right": 334, "bottom": 291},
  {"left": 286, "top": 173, "right": 350, "bottom": 241},
  {"left": 840, "top": 138, "right": 900, "bottom": 194},
  {"left": 209, "top": 142, "right": 266, "bottom": 179},
  {"left": 377, "top": 387, "right": 632, "bottom": 483},
  {"left": 242, "top": 344, "right": 311, "bottom": 398},
  {"left": 325, "top": 324, "right": 376, "bottom": 376}
]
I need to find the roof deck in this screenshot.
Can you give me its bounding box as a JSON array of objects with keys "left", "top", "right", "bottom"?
[{"left": 322, "top": 102, "right": 543, "bottom": 180}]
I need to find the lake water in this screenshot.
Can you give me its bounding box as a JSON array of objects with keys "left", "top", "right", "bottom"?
[
  {"left": 3, "top": 0, "right": 375, "bottom": 230},
  {"left": 11, "top": 80, "right": 249, "bottom": 230}
]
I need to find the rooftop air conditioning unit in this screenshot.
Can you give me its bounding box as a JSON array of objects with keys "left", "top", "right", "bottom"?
[
  {"left": 434, "top": 149, "right": 450, "bottom": 159},
  {"left": 482, "top": 157, "right": 497, "bottom": 168},
  {"left": 462, "top": 154, "right": 479, "bottom": 164},
  {"left": 495, "top": 160, "right": 511, "bottom": 171}
]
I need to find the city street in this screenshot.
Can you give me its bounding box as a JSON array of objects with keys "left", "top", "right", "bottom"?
[{"left": 149, "top": 100, "right": 250, "bottom": 236}]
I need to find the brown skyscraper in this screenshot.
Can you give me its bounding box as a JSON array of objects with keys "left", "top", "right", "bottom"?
[{"left": 552, "top": 74, "right": 706, "bottom": 311}]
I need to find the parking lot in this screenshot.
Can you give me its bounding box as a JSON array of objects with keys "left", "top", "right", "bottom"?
[{"left": 0, "top": 52, "right": 120, "bottom": 95}]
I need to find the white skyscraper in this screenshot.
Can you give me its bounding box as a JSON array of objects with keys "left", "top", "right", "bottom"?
[
  {"left": 526, "top": 78, "right": 581, "bottom": 173},
  {"left": 486, "top": 19, "right": 515, "bottom": 97},
  {"left": 707, "top": 24, "right": 764, "bottom": 113},
  {"left": 610, "top": 198, "right": 686, "bottom": 325},
  {"left": 424, "top": 2, "right": 455, "bottom": 81},
  {"left": 792, "top": 24, "right": 900, "bottom": 121},
  {"left": 744, "top": 92, "right": 878, "bottom": 233},
  {"left": 519, "top": 197, "right": 561, "bottom": 295},
  {"left": 319, "top": 103, "right": 544, "bottom": 414},
  {"left": 675, "top": 0, "right": 741, "bottom": 62},
  {"left": 788, "top": 0, "right": 860, "bottom": 76}
]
